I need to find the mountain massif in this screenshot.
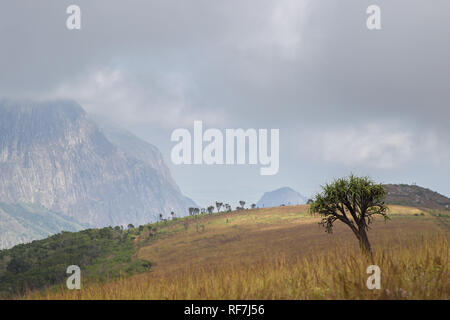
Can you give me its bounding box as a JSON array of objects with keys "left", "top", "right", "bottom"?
[
  {"left": 0, "top": 99, "right": 194, "bottom": 247},
  {"left": 256, "top": 187, "right": 307, "bottom": 208}
]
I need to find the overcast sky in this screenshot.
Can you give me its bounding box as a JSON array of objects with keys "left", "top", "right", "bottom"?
[{"left": 0, "top": 1, "right": 449, "bottom": 206}]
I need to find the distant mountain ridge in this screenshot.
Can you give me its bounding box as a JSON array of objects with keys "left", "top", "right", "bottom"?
[
  {"left": 256, "top": 184, "right": 450, "bottom": 211},
  {"left": 0, "top": 202, "right": 89, "bottom": 249},
  {"left": 384, "top": 184, "right": 450, "bottom": 210},
  {"left": 257, "top": 187, "right": 307, "bottom": 208},
  {"left": 0, "top": 99, "right": 195, "bottom": 230}
]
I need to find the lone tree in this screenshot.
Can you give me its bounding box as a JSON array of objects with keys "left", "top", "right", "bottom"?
[{"left": 309, "top": 175, "right": 388, "bottom": 257}]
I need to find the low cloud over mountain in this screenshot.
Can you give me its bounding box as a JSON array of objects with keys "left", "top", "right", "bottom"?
[{"left": 0, "top": 99, "right": 195, "bottom": 230}]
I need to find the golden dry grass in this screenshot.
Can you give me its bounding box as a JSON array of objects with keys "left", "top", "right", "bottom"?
[{"left": 24, "top": 205, "right": 449, "bottom": 300}]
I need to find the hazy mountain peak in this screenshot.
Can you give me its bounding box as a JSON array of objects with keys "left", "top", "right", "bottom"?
[
  {"left": 0, "top": 98, "right": 84, "bottom": 117},
  {"left": 257, "top": 187, "right": 307, "bottom": 208},
  {"left": 0, "top": 99, "right": 195, "bottom": 230}
]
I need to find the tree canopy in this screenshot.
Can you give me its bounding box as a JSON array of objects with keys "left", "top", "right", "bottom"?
[{"left": 309, "top": 175, "right": 388, "bottom": 255}]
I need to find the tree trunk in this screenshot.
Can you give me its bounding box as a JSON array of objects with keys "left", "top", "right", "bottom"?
[{"left": 358, "top": 229, "right": 373, "bottom": 260}]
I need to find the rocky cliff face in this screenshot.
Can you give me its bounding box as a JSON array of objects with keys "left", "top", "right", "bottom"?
[{"left": 0, "top": 99, "right": 194, "bottom": 227}]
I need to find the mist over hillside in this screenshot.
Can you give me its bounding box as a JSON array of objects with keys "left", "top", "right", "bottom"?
[{"left": 0, "top": 202, "right": 89, "bottom": 249}]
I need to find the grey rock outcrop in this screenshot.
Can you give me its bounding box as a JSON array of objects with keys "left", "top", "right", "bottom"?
[{"left": 0, "top": 99, "right": 195, "bottom": 228}]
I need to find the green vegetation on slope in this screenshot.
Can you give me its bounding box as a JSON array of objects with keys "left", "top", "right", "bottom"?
[
  {"left": 0, "top": 226, "right": 151, "bottom": 297},
  {"left": 2, "top": 204, "right": 448, "bottom": 299},
  {"left": 28, "top": 205, "right": 449, "bottom": 300}
]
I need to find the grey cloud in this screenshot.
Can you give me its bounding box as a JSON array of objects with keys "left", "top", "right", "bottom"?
[{"left": 0, "top": 0, "right": 449, "bottom": 201}]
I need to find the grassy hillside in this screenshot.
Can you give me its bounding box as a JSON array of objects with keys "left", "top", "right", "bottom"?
[
  {"left": 23, "top": 204, "right": 449, "bottom": 300},
  {"left": 0, "top": 202, "right": 89, "bottom": 250}
]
